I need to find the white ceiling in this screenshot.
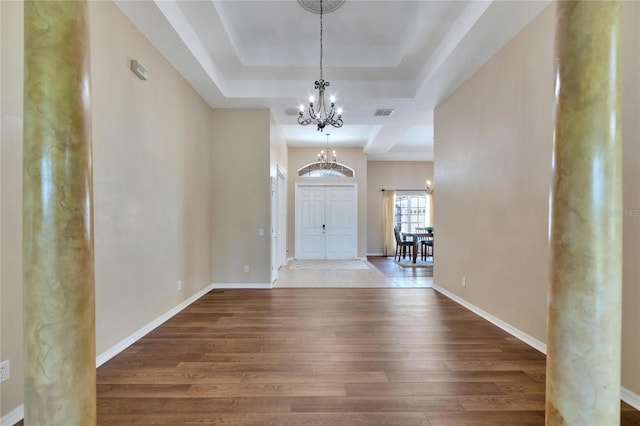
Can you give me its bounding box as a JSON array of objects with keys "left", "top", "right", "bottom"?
[{"left": 115, "top": 0, "right": 550, "bottom": 161}]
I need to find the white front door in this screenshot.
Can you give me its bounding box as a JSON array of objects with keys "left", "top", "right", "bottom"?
[
  {"left": 325, "top": 186, "right": 356, "bottom": 259},
  {"left": 295, "top": 184, "right": 356, "bottom": 259},
  {"left": 297, "top": 186, "right": 325, "bottom": 259}
]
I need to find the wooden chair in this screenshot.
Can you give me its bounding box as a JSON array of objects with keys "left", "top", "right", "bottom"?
[
  {"left": 393, "top": 227, "right": 413, "bottom": 261},
  {"left": 416, "top": 227, "right": 434, "bottom": 261},
  {"left": 422, "top": 239, "right": 433, "bottom": 260}
]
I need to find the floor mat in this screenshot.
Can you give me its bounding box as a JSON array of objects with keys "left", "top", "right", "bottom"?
[{"left": 286, "top": 259, "right": 371, "bottom": 270}]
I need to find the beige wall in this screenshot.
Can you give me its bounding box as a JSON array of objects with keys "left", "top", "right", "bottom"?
[
  {"left": 0, "top": 7, "right": 3, "bottom": 412},
  {"left": 434, "top": 3, "right": 553, "bottom": 344},
  {"left": 1, "top": 1, "right": 214, "bottom": 418},
  {"left": 1, "top": 1, "right": 23, "bottom": 416},
  {"left": 91, "top": 1, "right": 213, "bottom": 352},
  {"left": 211, "top": 109, "right": 271, "bottom": 285},
  {"left": 366, "top": 161, "right": 433, "bottom": 254},
  {"left": 287, "top": 147, "right": 367, "bottom": 259},
  {"left": 434, "top": 2, "right": 640, "bottom": 398},
  {"left": 621, "top": 0, "right": 640, "bottom": 397},
  {"left": 270, "top": 114, "right": 288, "bottom": 178}
]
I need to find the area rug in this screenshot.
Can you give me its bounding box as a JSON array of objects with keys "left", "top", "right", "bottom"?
[
  {"left": 286, "top": 259, "right": 371, "bottom": 270},
  {"left": 397, "top": 259, "right": 434, "bottom": 268}
]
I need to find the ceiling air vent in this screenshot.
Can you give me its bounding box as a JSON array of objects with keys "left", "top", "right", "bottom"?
[
  {"left": 374, "top": 109, "right": 394, "bottom": 117},
  {"left": 285, "top": 108, "right": 301, "bottom": 116}
]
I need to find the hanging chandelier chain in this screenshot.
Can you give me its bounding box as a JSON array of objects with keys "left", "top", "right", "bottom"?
[
  {"left": 319, "top": 0, "right": 323, "bottom": 80},
  {"left": 297, "top": 0, "right": 343, "bottom": 132}
]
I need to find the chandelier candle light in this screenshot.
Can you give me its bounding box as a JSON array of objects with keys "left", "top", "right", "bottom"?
[
  {"left": 318, "top": 133, "right": 337, "bottom": 169},
  {"left": 426, "top": 180, "right": 433, "bottom": 194},
  {"left": 298, "top": 0, "right": 344, "bottom": 132}
]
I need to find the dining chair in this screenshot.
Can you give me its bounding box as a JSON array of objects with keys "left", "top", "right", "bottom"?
[
  {"left": 393, "top": 227, "right": 413, "bottom": 261},
  {"left": 416, "top": 227, "right": 434, "bottom": 261},
  {"left": 422, "top": 239, "right": 434, "bottom": 260}
]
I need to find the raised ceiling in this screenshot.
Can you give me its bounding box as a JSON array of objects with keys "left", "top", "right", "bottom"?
[{"left": 115, "top": 0, "right": 550, "bottom": 161}]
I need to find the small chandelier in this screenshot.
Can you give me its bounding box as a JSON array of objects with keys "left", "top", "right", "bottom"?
[
  {"left": 317, "top": 133, "right": 337, "bottom": 169},
  {"left": 298, "top": 0, "right": 344, "bottom": 132}
]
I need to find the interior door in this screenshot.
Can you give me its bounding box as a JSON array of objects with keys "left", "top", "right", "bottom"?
[
  {"left": 295, "top": 184, "right": 356, "bottom": 259},
  {"left": 277, "top": 169, "right": 287, "bottom": 267},
  {"left": 271, "top": 178, "right": 278, "bottom": 283}
]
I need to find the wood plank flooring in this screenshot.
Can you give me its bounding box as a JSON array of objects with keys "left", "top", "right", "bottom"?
[
  {"left": 11, "top": 258, "right": 639, "bottom": 425},
  {"left": 95, "top": 284, "right": 640, "bottom": 425}
]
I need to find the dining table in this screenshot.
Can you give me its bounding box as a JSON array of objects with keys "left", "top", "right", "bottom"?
[{"left": 403, "top": 231, "right": 434, "bottom": 263}]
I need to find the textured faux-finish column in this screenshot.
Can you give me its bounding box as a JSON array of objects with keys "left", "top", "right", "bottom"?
[
  {"left": 23, "top": 1, "right": 96, "bottom": 424},
  {"left": 546, "top": 1, "right": 622, "bottom": 425}
]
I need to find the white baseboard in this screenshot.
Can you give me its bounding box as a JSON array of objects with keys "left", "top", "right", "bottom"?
[
  {"left": 622, "top": 387, "right": 640, "bottom": 410},
  {"left": 0, "top": 405, "right": 23, "bottom": 426},
  {"left": 433, "top": 282, "right": 640, "bottom": 410},
  {"left": 212, "top": 282, "right": 272, "bottom": 289},
  {"left": 366, "top": 252, "right": 384, "bottom": 256},
  {"left": 96, "top": 283, "right": 215, "bottom": 367},
  {"left": 432, "top": 283, "right": 547, "bottom": 354}
]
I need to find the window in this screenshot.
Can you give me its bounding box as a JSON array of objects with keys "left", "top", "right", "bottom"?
[
  {"left": 394, "top": 194, "right": 429, "bottom": 233},
  {"left": 298, "top": 162, "right": 355, "bottom": 177}
]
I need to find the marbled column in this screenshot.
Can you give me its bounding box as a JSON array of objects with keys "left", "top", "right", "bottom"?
[
  {"left": 547, "top": 1, "right": 622, "bottom": 425},
  {"left": 23, "top": 1, "right": 96, "bottom": 424}
]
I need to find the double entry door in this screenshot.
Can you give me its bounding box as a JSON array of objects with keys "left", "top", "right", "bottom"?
[{"left": 295, "top": 184, "right": 357, "bottom": 259}]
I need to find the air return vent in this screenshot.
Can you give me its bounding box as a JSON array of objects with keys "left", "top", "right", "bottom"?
[{"left": 374, "top": 109, "right": 394, "bottom": 117}]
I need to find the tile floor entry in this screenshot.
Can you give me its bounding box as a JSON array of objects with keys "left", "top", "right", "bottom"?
[{"left": 274, "top": 259, "right": 432, "bottom": 288}]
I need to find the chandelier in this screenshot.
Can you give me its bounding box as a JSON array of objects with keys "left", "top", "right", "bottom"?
[
  {"left": 317, "top": 133, "right": 337, "bottom": 169},
  {"left": 298, "top": 0, "right": 344, "bottom": 132}
]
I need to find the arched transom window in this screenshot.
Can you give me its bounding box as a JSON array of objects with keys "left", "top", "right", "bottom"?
[{"left": 297, "top": 162, "right": 355, "bottom": 178}]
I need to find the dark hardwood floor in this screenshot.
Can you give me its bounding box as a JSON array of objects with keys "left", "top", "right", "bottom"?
[
  {"left": 13, "top": 259, "right": 640, "bottom": 425},
  {"left": 93, "top": 278, "right": 639, "bottom": 425},
  {"left": 97, "top": 288, "right": 550, "bottom": 425}
]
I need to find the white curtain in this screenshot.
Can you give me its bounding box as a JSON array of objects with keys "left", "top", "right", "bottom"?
[
  {"left": 382, "top": 190, "right": 396, "bottom": 256},
  {"left": 427, "top": 192, "right": 434, "bottom": 227}
]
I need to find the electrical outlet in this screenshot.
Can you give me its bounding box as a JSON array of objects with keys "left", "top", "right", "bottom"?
[
  {"left": 177, "top": 280, "right": 182, "bottom": 290},
  {"left": 461, "top": 276, "right": 466, "bottom": 287},
  {"left": 244, "top": 265, "right": 250, "bottom": 273},
  {"left": 0, "top": 359, "right": 10, "bottom": 383}
]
